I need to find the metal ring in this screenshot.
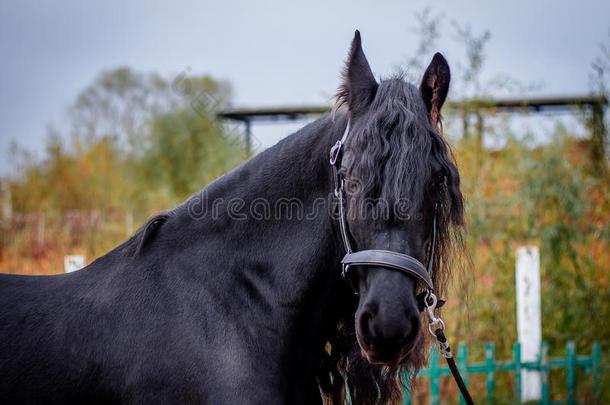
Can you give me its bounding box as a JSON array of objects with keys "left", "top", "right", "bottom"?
[
  {"left": 329, "top": 141, "right": 343, "bottom": 165},
  {"left": 428, "top": 318, "right": 446, "bottom": 336}
]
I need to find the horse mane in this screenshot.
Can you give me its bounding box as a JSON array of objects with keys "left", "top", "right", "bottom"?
[
  {"left": 133, "top": 212, "right": 172, "bottom": 256},
  {"left": 319, "top": 75, "right": 465, "bottom": 404}
]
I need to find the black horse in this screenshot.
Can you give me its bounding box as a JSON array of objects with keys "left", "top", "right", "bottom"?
[{"left": 0, "top": 31, "right": 464, "bottom": 404}]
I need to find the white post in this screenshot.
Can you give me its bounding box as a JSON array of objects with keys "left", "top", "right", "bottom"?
[
  {"left": 64, "top": 255, "right": 86, "bottom": 273},
  {"left": 516, "top": 246, "right": 542, "bottom": 401}
]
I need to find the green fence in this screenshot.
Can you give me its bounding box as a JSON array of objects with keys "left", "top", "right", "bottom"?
[{"left": 403, "top": 341, "right": 602, "bottom": 405}]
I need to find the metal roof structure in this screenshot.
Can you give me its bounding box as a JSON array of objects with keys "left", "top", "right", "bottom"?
[{"left": 218, "top": 94, "right": 608, "bottom": 158}]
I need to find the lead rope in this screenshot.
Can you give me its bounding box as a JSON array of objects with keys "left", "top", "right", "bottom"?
[
  {"left": 424, "top": 212, "right": 474, "bottom": 404},
  {"left": 424, "top": 290, "right": 474, "bottom": 405}
]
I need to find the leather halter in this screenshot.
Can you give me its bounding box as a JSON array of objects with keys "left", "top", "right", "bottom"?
[{"left": 330, "top": 118, "right": 437, "bottom": 292}]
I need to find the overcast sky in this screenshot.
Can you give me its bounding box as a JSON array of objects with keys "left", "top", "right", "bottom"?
[{"left": 1, "top": 0, "right": 609, "bottom": 175}]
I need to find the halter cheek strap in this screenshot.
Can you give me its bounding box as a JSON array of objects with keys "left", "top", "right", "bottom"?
[{"left": 329, "top": 118, "right": 437, "bottom": 292}]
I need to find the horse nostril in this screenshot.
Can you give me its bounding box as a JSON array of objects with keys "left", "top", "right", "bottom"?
[
  {"left": 358, "top": 310, "right": 376, "bottom": 344},
  {"left": 358, "top": 303, "right": 422, "bottom": 355},
  {"left": 404, "top": 314, "right": 421, "bottom": 342}
]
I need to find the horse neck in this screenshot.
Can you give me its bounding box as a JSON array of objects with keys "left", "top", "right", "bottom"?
[
  {"left": 175, "top": 114, "right": 351, "bottom": 395},
  {"left": 177, "top": 112, "right": 350, "bottom": 351},
  {"left": 183, "top": 113, "right": 343, "bottom": 256},
  {"left": 193, "top": 113, "right": 344, "bottom": 278}
]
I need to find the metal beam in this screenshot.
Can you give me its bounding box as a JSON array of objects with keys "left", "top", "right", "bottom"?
[
  {"left": 219, "top": 95, "right": 608, "bottom": 163},
  {"left": 219, "top": 95, "right": 608, "bottom": 122},
  {"left": 220, "top": 105, "right": 330, "bottom": 122}
]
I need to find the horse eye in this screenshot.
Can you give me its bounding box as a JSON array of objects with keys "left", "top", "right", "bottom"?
[
  {"left": 434, "top": 174, "right": 447, "bottom": 188},
  {"left": 347, "top": 181, "right": 359, "bottom": 194}
]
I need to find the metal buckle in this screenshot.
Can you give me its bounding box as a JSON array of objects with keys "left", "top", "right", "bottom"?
[
  {"left": 341, "top": 264, "right": 359, "bottom": 295},
  {"left": 424, "top": 290, "right": 446, "bottom": 336},
  {"left": 424, "top": 290, "right": 452, "bottom": 358},
  {"left": 341, "top": 264, "right": 349, "bottom": 278},
  {"left": 334, "top": 177, "right": 344, "bottom": 198}
]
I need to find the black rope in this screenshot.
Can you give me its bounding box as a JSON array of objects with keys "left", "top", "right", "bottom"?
[{"left": 434, "top": 329, "right": 475, "bottom": 405}]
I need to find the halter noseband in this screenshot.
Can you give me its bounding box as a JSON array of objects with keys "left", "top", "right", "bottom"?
[{"left": 329, "top": 118, "right": 438, "bottom": 292}]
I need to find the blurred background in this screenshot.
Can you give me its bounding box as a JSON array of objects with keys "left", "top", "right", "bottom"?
[{"left": 0, "top": 1, "right": 608, "bottom": 403}]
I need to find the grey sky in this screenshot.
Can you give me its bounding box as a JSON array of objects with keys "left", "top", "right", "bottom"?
[{"left": 1, "top": 0, "right": 609, "bottom": 175}]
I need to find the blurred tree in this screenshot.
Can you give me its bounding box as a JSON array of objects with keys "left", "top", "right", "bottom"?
[
  {"left": 10, "top": 67, "right": 242, "bottom": 215},
  {"left": 135, "top": 107, "right": 243, "bottom": 206},
  {"left": 404, "top": 7, "right": 444, "bottom": 80},
  {"left": 589, "top": 30, "right": 610, "bottom": 174},
  {"left": 69, "top": 67, "right": 232, "bottom": 150}
]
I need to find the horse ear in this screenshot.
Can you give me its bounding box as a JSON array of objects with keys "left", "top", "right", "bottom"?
[
  {"left": 420, "top": 53, "right": 450, "bottom": 126},
  {"left": 336, "top": 30, "right": 378, "bottom": 115}
]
